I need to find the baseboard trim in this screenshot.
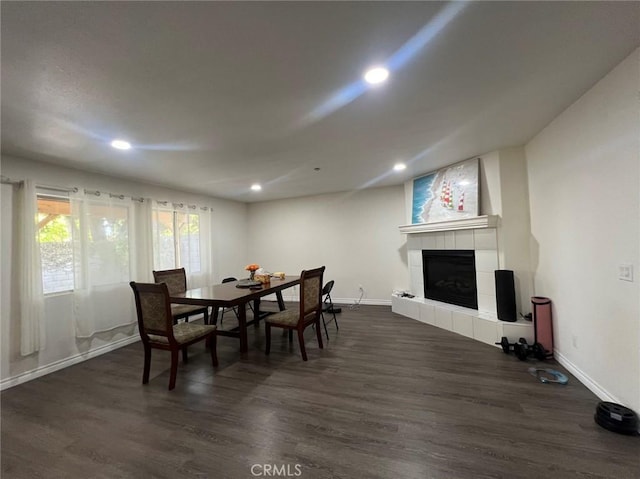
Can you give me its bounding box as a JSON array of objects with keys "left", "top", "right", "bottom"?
[
  {"left": 0, "top": 335, "right": 140, "bottom": 391},
  {"left": 346, "top": 298, "right": 392, "bottom": 306},
  {"left": 278, "top": 294, "right": 391, "bottom": 307},
  {"left": 554, "top": 349, "right": 620, "bottom": 404}
]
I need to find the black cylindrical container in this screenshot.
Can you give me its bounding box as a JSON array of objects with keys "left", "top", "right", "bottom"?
[{"left": 495, "top": 270, "right": 517, "bottom": 322}]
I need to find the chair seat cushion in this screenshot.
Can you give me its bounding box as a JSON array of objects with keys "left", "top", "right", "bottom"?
[
  {"left": 171, "top": 303, "right": 207, "bottom": 317},
  {"left": 265, "top": 309, "right": 299, "bottom": 327},
  {"left": 149, "top": 323, "right": 216, "bottom": 345}
]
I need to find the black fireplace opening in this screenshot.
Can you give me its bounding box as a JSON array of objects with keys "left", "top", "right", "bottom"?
[{"left": 422, "top": 250, "right": 478, "bottom": 309}]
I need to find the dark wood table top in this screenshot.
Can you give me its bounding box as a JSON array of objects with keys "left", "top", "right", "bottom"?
[{"left": 170, "top": 275, "right": 300, "bottom": 306}]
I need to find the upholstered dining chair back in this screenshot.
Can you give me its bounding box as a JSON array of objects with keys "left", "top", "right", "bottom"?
[
  {"left": 301, "top": 269, "right": 323, "bottom": 320},
  {"left": 152, "top": 268, "right": 209, "bottom": 324},
  {"left": 130, "top": 281, "right": 175, "bottom": 342},
  {"left": 152, "top": 268, "right": 188, "bottom": 295}
]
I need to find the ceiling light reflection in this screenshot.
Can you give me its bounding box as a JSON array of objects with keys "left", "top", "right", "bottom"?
[
  {"left": 364, "top": 67, "right": 389, "bottom": 85},
  {"left": 298, "top": 2, "right": 468, "bottom": 127},
  {"left": 111, "top": 139, "right": 131, "bottom": 150}
]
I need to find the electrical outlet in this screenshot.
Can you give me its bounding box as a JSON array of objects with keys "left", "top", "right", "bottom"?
[
  {"left": 358, "top": 284, "right": 364, "bottom": 292},
  {"left": 619, "top": 263, "right": 634, "bottom": 282}
]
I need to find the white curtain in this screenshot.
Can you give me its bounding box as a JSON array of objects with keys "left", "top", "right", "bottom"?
[
  {"left": 189, "top": 207, "right": 213, "bottom": 288},
  {"left": 133, "top": 198, "right": 154, "bottom": 282},
  {"left": 71, "top": 190, "right": 136, "bottom": 338},
  {"left": 151, "top": 203, "right": 176, "bottom": 272},
  {"left": 18, "top": 179, "right": 45, "bottom": 355}
]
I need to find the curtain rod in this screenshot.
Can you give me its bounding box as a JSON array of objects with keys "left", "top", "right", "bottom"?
[
  {"left": 0, "top": 176, "right": 23, "bottom": 186},
  {"left": 40, "top": 184, "right": 78, "bottom": 193},
  {"left": 2, "top": 175, "right": 79, "bottom": 193},
  {"left": 3, "top": 176, "right": 210, "bottom": 210},
  {"left": 83, "top": 189, "right": 143, "bottom": 202}
]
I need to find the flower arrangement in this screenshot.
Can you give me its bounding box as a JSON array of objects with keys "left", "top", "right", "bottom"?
[{"left": 245, "top": 263, "right": 260, "bottom": 280}]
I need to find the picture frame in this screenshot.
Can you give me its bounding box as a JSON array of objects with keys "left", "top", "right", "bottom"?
[{"left": 411, "top": 157, "right": 479, "bottom": 224}]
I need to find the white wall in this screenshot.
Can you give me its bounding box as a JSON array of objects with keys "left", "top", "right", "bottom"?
[
  {"left": 247, "top": 186, "right": 408, "bottom": 304},
  {"left": 0, "top": 155, "right": 248, "bottom": 386},
  {"left": 495, "top": 148, "right": 534, "bottom": 312},
  {"left": 526, "top": 48, "right": 640, "bottom": 411}
]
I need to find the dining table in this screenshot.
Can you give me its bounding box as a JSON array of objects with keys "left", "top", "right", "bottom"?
[{"left": 169, "top": 275, "right": 300, "bottom": 353}]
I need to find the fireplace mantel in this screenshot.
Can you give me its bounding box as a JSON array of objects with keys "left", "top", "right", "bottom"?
[{"left": 398, "top": 215, "right": 499, "bottom": 234}]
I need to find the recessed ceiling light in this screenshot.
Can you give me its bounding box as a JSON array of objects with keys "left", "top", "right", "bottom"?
[
  {"left": 111, "top": 139, "right": 131, "bottom": 150},
  {"left": 250, "top": 184, "right": 262, "bottom": 191},
  {"left": 364, "top": 66, "right": 389, "bottom": 85},
  {"left": 393, "top": 163, "right": 407, "bottom": 171}
]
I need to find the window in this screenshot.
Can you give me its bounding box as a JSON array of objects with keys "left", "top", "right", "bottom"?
[
  {"left": 37, "top": 191, "right": 133, "bottom": 293},
  {"left": 37, "top": 193, "right": 74, "bottom": 294},
  {"left": 152, "top": 209, "right": 201, "bottom": 273}
]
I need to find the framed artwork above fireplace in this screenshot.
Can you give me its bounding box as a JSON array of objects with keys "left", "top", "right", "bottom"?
[{"left": 411, "top": 157, "right": 479, "bottom": 224}]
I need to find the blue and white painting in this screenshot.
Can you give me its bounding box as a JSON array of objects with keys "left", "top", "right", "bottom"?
[{"left": 411, "top": 158, "right": 479, "bottom": 224}]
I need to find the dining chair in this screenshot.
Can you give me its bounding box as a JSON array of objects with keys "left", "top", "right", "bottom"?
[
  {"left": 218, "top": 277, "right": 256, "bottom": 327},
  {"left": 153, "top": 268, "right": 209, "bottom": 324},
  {"left": 320, "top": 280, "right": 339, "bottom": 339},
  {"left": 219, "top": 277, "right": 240, "bottom": 326},
  {"left": 129, "top": 281, "right": 218, "bottom": 390},
  {"left": 265, "top": 266, "right": 325, "bottom": 361}
]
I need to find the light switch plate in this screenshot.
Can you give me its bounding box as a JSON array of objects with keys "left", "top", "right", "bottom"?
[{"left": 618, "top": 263, "right": 633, "bottom": 282}]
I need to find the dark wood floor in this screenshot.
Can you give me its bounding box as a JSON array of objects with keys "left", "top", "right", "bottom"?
[{"left": 2, "top": 305, "right": 638, "bottom": 478}]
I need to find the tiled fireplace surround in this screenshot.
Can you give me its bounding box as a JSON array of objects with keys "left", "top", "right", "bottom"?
[{"left": 392, "top": 226, "right": 533, "bottom": 347}]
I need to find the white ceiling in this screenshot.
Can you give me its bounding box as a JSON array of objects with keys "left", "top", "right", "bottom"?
[{"left": 2, "top": 2, "right": 639, "bottom": 203}]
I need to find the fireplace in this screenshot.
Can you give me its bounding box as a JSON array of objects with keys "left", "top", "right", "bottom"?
[{"left": 422, "top": 250, "right": 478, "bottom": 309}]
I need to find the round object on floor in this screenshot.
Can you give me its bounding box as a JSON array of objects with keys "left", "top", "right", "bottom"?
[{"left": 594, "top": 402, "right": 639, "bottom": 436}]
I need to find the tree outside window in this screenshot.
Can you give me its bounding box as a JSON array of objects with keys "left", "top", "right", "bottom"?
[{"left": 37, "top": 195, "right": 74, "bottom": 294}]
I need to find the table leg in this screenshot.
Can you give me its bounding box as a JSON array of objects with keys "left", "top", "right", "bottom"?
[
  {"left": 253, "top": 298, "right": 261, "bottom": 328},
  {"left": 238, "top": 303, "right": 248, "bottom": 353},
  {"left": 276, "top": 291, "right": 286, "bottom": 311}
]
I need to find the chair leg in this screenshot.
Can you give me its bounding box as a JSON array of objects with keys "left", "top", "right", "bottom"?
[
  {"left": 297, "top": 328, "right": 308, "bottom": 361},
  {"left": 315, "top": 318, "right": 324, "bottom": 349},
  {"left": 204, "top": 308, "right": 209, "bottom": 325},
  {"left": 288, "top": 329, "right": 293, "bottom": 343},
  {"left": 209, "top": 334, "right": 218, "bottom": 367},
  {"left": 169, "top": 349, "right": 179, "bottom": 390},
  {"left": 328, "top": 294, "right": 338, "bottom": 330},
  {"left": 182, "top": 346, "right": 188, "bottom": 363},
  {"left": 321, "top": 312, "right": 329, "bottom": 340},
  {"left": 265, "top": 323, "right": 271, "bottom": 355},
  {"left": 142, "top": 345, "right": 151, "bottom": 384}
]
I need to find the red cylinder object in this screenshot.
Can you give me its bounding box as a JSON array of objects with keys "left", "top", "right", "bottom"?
[{"left": 531, "top": 296, "right": 553, "bottom": 359}]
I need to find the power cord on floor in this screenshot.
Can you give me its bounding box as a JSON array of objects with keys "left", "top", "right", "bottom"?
[{"left": 350, "top": 289, "right": 364, "bottom": 310}]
